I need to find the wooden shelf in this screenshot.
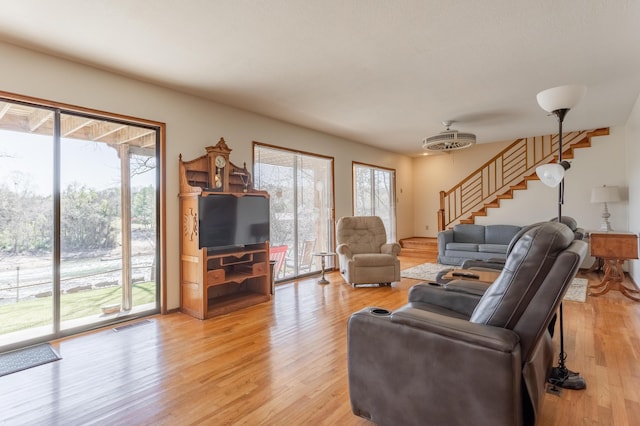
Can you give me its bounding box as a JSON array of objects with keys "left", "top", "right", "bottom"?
[
  {"left": 178, "top": 139, "right": 271, "bottom": 320},
  {"left": 205, "top": 268, "right": 268, "bottom": 288},
  {"left": 205, "top": 291, "right": 271, "bottom": 318}
]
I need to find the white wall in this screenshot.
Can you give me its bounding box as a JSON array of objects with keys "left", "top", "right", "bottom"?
[
  {"left": 626, "top": 93, "right": 640, "bottom": 283},
  {"left": 0, "top": 42, "right": 414, "bottom": 310}
]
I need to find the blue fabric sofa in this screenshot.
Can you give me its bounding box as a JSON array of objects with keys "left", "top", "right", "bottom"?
[{"left": 437, "top": 223, "right": 522, "bottom": 266}]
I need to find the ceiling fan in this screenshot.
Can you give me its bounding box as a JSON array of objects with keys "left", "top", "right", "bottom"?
[{"left": 422, "top": 121, "right": 476, "bottom": 152}]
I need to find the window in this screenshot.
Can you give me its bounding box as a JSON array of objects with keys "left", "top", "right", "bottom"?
[
  {"left": 254, "top": 143, "right": 334, "bottom": 282},
  {"left": 353, "top": 162, "right": 396, "bottom": 242},
  {"left": 0, "top": 93, "right": 164, "bottom": 350}
]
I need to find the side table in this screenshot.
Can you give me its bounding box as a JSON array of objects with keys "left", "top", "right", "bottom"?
[
  {"left": 589, "top": 232, "right": 639, "bottom": 301},
  {"left": 313, "top": 252, "right": 336, "bottom": 285}
]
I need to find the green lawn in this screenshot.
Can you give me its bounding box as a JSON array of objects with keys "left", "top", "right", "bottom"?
[{"left": 0, "top": 282, "right": 156, "bottom": 335}]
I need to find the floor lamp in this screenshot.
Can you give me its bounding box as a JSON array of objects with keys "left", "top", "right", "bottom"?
[{"left": 535, "top": 84, "right": 587, "bottom": 390}]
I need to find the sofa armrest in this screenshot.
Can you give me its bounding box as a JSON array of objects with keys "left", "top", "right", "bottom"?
[
  {"left": 408, "top": 283, "right": 481, "bottom": 317},
  {"left": 460, "top": 258, "right": 506, "bottom": 270},
  {"left": 381, "top": 242, "right": 401, "bottom": 256},
  {"left": 444, "top": 279, "right": 492, "bottom": 297},
  {"left": 348, "top": 306, "right": 522, "bottom": 425},
  {"left": 336, "top": 243, "right": 352, "bottom": 258},
  {"left": 437, "top": 229, "right": 454, "bottom": 256},
  {"left": 390, "top": 305, "right": 519, "bottom": 350}
]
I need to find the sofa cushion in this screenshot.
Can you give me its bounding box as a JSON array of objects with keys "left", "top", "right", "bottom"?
[
  {"left": 452, "top": 224, "right": 485, "bottom": 243},
  {"left": 352, "top": 253, "right": 396, "bottom": 267},
  {"left": 484, "top": 225, "right": 522, "bottom": 245},
  {"left": 447, "top": 242, "right": 479, "bottom": 252},
  {"left": 479, "top": 244, "right": 508, "bottom": 254},
  {"left": 442, "top": 251, "right": 507, "bottom": 264}
]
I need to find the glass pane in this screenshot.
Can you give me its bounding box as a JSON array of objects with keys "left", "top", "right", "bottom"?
[
  {"left": 254, "top": 148, "right": 295, "bottom": 281},
  {"left": 254, "top": 145, "right": 334, "bottom": 281},
  {"left": 130, "top": 153, "right": 157, "bottom": 311},
  {"left": 296, "top": 154, "right": 328, "bottom": 274},
  {"left": 374, "top": 169, "right": 395, "bottom": 241},
  {"left": 0, "top": 103, "right": 55, "bottom": 347},
  {"left": 59, "top": 113, "right": 157, "bottom": 330},
  {"left": 353, "top": 164, "right": 396, "bottom": 242},
  {"left": 354, "top": 165, "right": 373, "bottom": 216}
]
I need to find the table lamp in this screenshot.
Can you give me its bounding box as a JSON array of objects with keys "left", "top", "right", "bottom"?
[{"left": 590, "top": 185, "right": 621, "bottom": 231}]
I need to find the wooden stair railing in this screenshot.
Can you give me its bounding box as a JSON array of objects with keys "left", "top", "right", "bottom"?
[{"left": 437, "top": 128, "right": 609, "bottom": 231}]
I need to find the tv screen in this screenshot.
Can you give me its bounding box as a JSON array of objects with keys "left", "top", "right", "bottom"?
[{"left": 198, "top": 194, "right": 270, "bottom": 249}]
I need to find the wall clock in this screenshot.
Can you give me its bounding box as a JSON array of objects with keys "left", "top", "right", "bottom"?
[{"left": 214, "top": 155, "right": 226, "bottom": 188}]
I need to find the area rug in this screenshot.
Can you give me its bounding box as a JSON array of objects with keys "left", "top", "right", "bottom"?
[
  {"left": 401, "top": 263, "right": 454, "bottom": 281},
  {"left": 0, "top": 343, "right": 61, "bottom": 377},
  {"left": 401, "top": 263, "right": 588, "bottom": 302},
  {"left": 564, "top": 277, "right": 588, "bottom": 302}
]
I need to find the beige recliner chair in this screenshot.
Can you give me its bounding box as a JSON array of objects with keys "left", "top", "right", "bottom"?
[{"left": 336, "top": 216, "right": 401, "bottom": 287}]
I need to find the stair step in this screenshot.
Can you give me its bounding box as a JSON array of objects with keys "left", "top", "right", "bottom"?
[
  {"left": 400, "top": 237, "right": 437, "bottom": 249},
  {"left": 551, "top": 152, "right": 575, "bottom": 161},
  {"left": 496, "top": 193, "right": 513, "bottom": 200},
  {"left": 399, "top": 237, "right": 438, "bottom": 259},
  {"left": 399, "top": 247, "right": 437, "bottom": 258},
  {"left": 571, "top": 139, "right": 591, "bottom": 148}
]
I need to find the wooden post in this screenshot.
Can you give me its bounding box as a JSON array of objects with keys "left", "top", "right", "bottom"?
[
  {"left": 118, "top": 144, "right": 133, "bottom": 311},
  {"left": 438, "top": 190, "right": 446, "bottom": 231}
]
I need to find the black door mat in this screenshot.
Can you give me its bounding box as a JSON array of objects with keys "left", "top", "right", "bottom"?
[{"left": 0, "top": 343, "right": 61, "bottom": 377}]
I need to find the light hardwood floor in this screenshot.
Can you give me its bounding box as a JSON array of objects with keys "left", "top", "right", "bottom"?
[{"left": 1, "top": 256, "right": 639, "bottom": 425}]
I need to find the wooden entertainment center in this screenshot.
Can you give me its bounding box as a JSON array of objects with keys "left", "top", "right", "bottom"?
[{"left": 178, "top": 138, "right": 271, "bottom": 319}]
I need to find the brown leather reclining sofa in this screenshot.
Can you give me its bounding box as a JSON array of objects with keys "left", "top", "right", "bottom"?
[{"left": 347, "top": 222, "right": 587, "bottom": 426}]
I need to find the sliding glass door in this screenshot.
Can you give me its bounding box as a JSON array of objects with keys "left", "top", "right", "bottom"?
[
  {"left": 254, "top": 144, "right": 334, "bottom": 282},
  {"left": 353, "top": 162, "right": 396, "bottom": 242},
  {"left": 58, "top": 112, "right": 158, "bottom": 330},
  {"left": 0, "top": 106, "right": 55, "bottom": 344},
  {"left": 0, "top": 98, "right": 160, "bottom": 350}
]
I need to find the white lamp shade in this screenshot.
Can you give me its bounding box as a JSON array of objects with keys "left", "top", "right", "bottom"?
[
  {"left": 536, "top": 85, "right": 587, "bottom": 113},
  {"left": 590, "top": 186, "right": 621, "bottom": 203},
  {"left": 536, "top": 163, "right": 565, "bottom": 187}
]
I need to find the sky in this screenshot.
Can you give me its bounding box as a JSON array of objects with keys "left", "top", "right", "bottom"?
[{"left": 0, "top": 129, "right": 155, "bottom": 195}]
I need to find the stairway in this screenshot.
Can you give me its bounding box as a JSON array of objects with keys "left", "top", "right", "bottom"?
[{"left": 438, "top": 127, "right": 609, "bottom": 230}]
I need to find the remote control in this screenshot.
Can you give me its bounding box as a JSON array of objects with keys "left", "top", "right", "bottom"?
[{"left": 452, "top": 271, "right": 480, "bottom": 279}]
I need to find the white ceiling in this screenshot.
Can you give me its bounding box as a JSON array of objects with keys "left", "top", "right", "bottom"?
[{"left": 1, "top": 1, "right": 639, "bottom": 156}]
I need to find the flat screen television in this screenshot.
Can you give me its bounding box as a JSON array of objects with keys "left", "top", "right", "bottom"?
[{"left": 198, "top": 194, "right": 270, "bottom": 250}]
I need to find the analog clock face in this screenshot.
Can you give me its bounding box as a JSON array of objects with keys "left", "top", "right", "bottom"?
[{"left": 215, "top": 155, "right": 226, "bottom": 168}]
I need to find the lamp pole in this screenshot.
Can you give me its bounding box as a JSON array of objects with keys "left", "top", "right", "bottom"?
[
  {"left": 549, "top": 107, "right": 586, "bottom": 390},
  {"left": 553, "top": 108, "right": 568, "bottom": 375},
  {"left": 555, "top": 109, "right": 567, "bottom": 221}
]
